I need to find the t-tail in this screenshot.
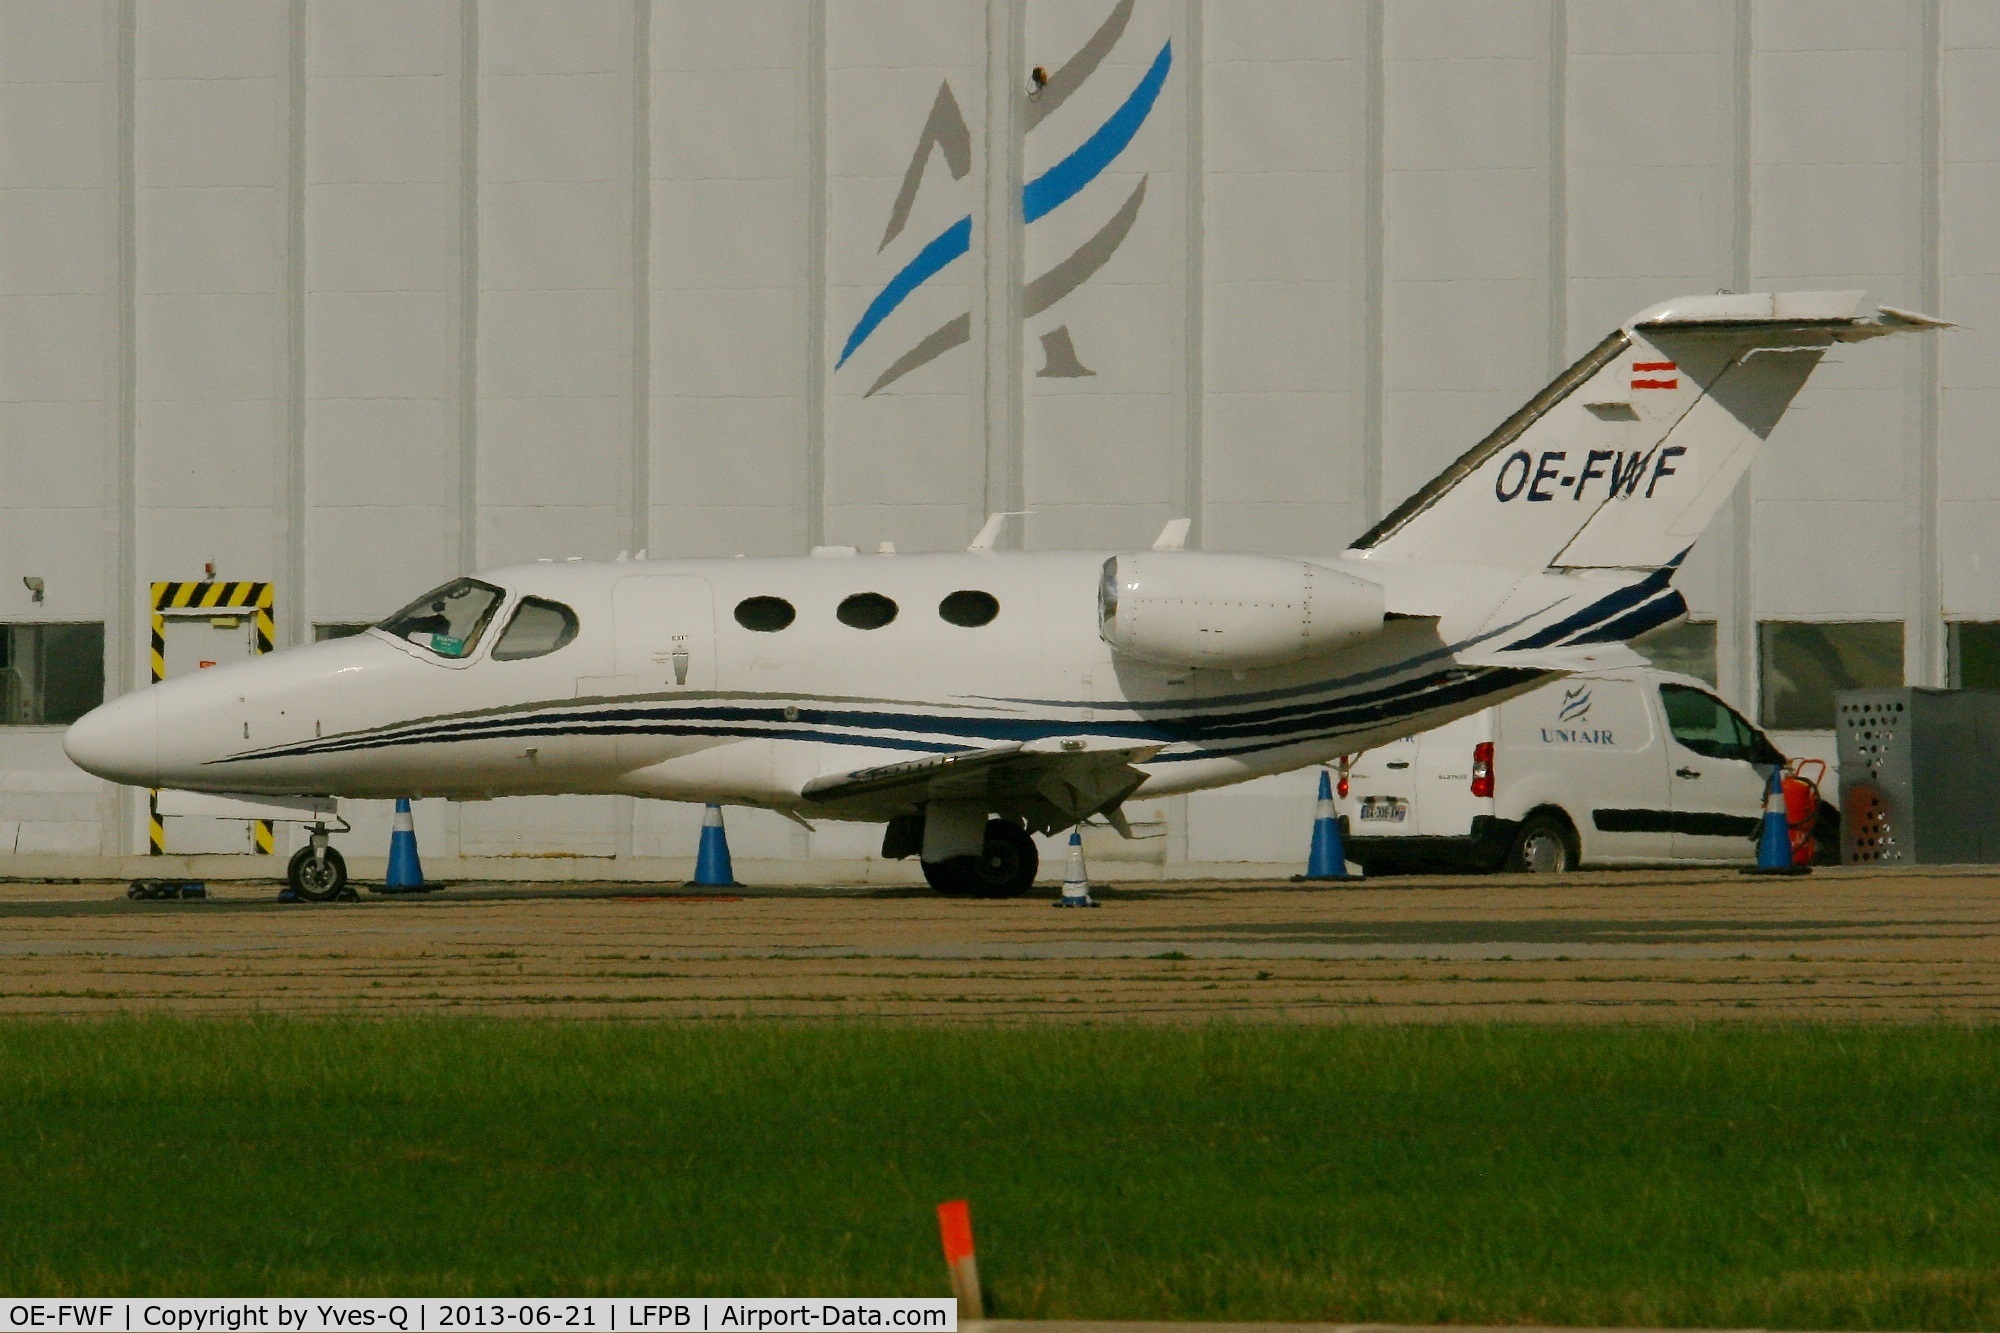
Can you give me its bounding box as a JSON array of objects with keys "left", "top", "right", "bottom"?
[{"left": 1348, "top": 291, "right": 1947, "bottom": 574}]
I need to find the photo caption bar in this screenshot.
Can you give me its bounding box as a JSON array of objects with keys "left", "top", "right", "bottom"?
[{"left": 0, "top": 1301, "right": 954, "bottom": 1333}]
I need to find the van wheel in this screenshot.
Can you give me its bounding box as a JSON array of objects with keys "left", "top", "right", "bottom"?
[{"left": 1505, "top": 813, "right": 1576, "bottom": 874}]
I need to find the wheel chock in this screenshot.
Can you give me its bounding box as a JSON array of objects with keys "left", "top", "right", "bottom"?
[{"left": 125, "top": 880, "right": 207, "bottom": 901}]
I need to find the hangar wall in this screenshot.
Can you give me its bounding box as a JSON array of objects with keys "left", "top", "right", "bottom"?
[{"left": 0, "top": 0, "right": 1988, "bottom": 876}]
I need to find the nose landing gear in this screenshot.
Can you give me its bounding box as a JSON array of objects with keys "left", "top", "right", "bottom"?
[{"left": 285, "top": 823, "right": 351, "bottom": 902}]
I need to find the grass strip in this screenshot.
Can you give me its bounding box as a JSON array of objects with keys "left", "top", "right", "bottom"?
[{"left": 0, "top": 1019, "right": 1994, "bottom": 1327}]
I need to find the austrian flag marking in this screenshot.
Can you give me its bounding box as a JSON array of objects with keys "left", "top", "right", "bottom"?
[{"left": 1632, "top": 359, "right": 1679, "bottom": 390}]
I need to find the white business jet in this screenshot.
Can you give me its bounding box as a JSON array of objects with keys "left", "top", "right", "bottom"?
[{"left": 66, "top": 292, "right": 1942, "bottom": 900}]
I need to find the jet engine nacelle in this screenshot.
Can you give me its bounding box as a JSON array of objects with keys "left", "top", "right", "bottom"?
[{"left": 1097, "top": 552, "right": 1386, "bottom": 670}]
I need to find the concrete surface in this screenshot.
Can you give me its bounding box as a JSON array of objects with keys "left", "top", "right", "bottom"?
[{"left": 0, "top": 865, "right": 1997, "bottom": 1021}]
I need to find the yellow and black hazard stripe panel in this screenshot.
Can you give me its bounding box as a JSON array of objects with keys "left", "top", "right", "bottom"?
[
  {"left": 150, "top": 580, "right": 274, "bottom": 680},
  {"left": 148, "top": 581, "right": 277, "bottom": 855}
]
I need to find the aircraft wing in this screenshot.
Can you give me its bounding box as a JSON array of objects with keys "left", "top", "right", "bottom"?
[{"left": 800, "top": 736, "right": 1163, "bottom": 833}]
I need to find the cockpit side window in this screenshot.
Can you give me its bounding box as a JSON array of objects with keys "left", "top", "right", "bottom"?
[
  {"left": 491, "top": 596, "right": 580, "bottom": 661},
  {"left": 377, "top": 578, "right": 506, "bottom": 660}
]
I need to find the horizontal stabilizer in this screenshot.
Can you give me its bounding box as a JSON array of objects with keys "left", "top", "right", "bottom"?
[
  {"left": 1632, "top": 291, "right": 1953, "bottom": 336},
  {"left": 1454, "top": 642, "right": 1649, "bottom": 674}
]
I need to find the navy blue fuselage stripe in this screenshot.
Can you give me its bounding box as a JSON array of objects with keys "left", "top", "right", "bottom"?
[
  {"left": 1150, "top": 666, "right": 1541, "bottom": 762},
  {"left": 1570, "top": 590, "right": 1687, "bottom": 645},
  {"left": 218, "top": 661, "right": 1530, "bottom": 767},
  {"left": 1506, "top": 565, "right": 1676, "bottom": 651},
  {"left": 227, "top": 667, "right": 1538, "bottom": 769},
  {"left": 973, "top": 606, "right": 1556, "bottom": 712},
  {"left": 231, "top": 657, "right": 1484, "bottom": 757},
  {"left": 259, "top": 721, "right": 970, "bottom": 761},
  {"left": 233, "top": 652, "right": 1486, "bottom": 758},
  {"left": 981, "top": 641, "right": 1460, "bottom": 712},
  {"left": 1503, "top": 547, "right": 1691, "bottom": 653}
]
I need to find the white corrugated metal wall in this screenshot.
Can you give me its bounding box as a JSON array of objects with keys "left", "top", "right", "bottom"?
[{"left": 0, "top": 0, "right": 1985, "bottom": 875}]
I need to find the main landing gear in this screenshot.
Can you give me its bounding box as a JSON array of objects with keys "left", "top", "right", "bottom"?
[
  {"left": 285, "top": 823, "right": 350, "bottom": 902},
  {"left": 922, "top": 819, "right": 1039, "bottom": 898}
]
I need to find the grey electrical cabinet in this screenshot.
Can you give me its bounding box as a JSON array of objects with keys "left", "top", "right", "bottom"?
[{"left": 1836, "top": 689, "right": 2000, "bottom": 865}]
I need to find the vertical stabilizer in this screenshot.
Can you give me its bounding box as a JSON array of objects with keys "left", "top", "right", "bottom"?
[{"left": 1350, "top": 293, "right": 1948, "bottom": 572}]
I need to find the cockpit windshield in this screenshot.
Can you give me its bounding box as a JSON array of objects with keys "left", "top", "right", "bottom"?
[{"left": 377, "top": 578, "right": 506, "bottom": 659}]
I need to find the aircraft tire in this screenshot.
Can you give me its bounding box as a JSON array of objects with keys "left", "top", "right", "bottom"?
[
  {"left": 922, "top": 819, "right": 1038, "bottom": 898},
  {"left": 287, "top": 845, "right": 349, "bottom": 903},
  {"left": 920, "top": 858, "right": 975, "bottom": 896}
]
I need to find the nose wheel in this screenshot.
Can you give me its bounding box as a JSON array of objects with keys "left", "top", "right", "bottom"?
[{"left": 286, "top": 828, "right": 349, "bottom": 902}]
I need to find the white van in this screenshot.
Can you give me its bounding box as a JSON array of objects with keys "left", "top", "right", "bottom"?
[{"left": 1336, "top": 667, "right": 1835, "bottom": 873}]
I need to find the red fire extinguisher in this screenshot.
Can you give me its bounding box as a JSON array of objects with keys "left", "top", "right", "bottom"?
[{"left": 1783, "top": 758, "right": 1827, "bottom": 866}]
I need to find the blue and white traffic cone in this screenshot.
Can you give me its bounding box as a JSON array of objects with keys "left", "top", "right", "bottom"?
[
  {"left": 1745, "top": 765, "right": 1808, "bottom": 876},
  {"left": 1055, "top": 827, "right": 1097, "bottom": 907},
  {"left": 383, "top": 797, "right": 426, "bottom": 892},
  {"left": 1300, "top": 769, "right": 1359, "bottom": 881},
  {"left": 688, "top": 803, "right": 740, "bottom": 887}
]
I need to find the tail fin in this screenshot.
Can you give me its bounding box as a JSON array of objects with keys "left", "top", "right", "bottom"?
[{"left": 1350, "top": 292, "right": 1948, "bottom": 571}]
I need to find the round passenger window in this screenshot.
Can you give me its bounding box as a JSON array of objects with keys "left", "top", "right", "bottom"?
[
  {"left": 734, "top": 596, "right": 796, "bottom": 632},
  {"left": 938, "top": 590, "right": 999, "bottom": 627},
  {"left": 490, "top": 596, "right": 579, "bottom": 661},
  {"left": 837, "top": 592, "right": 898, "bottom": 629}
]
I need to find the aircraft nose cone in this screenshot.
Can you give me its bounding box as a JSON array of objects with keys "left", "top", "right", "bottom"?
[{"left": 64, "top": 690, "right": 158, "bottom": 786}]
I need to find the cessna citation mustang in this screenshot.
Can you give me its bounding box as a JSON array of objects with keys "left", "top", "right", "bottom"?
[{"left": 66, "top": 292, "right": 1944, "bottom": 900}]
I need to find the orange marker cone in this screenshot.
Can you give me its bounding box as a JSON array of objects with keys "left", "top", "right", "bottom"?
[{"left": 936, "top": 1199, "right": 983, "bottom": 1320}]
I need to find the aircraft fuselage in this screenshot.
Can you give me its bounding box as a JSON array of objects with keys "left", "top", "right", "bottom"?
[{"left": 64, "top": 548, "right": 1578, "bottom": 824}]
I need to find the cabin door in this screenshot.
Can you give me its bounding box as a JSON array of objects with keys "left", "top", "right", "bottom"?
[{"left": 599, "top": 575, "right": 716, "bottom": 769}]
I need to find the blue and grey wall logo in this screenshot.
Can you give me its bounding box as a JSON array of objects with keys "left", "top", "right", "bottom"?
[
  {"left": 1556, "top": 684, "right": 1592, "bottom": 724},
  {"left": 839, "top": 0, "right": 1170, "bottom": 396}
]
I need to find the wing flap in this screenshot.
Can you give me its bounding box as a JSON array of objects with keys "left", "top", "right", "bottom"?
[
  {"left": 799, "top": 743, "right": 1024, "bottom": 804},
  {"left": 801, "top": 737, "right": 1164, "bottom": 833}
]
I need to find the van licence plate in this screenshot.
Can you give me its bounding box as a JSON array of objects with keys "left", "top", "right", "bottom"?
[{"left": 1358, "top": 798, "right": 1409, "bottom": 823}]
